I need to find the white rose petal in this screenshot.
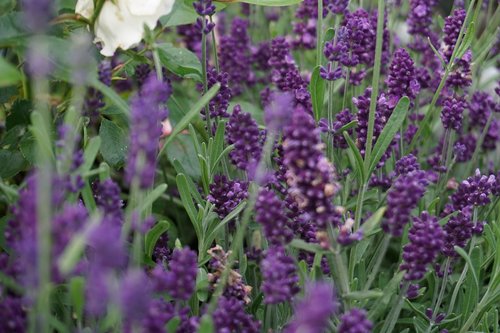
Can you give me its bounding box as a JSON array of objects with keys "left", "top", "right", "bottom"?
[
  {"left": 75, "top": 0, "right": 94, "bottom": 19},
  {"left": 77, "top": 0, "right": 175, "bottom": 57}
]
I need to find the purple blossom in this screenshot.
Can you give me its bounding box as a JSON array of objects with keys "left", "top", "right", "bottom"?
[
  {"left": 164, "top": 248, "right": 198, "bottom": 300},
  {"left": 332, "top": 109, "right": 355, "bottom": 149},
  {"left": 219, "top": 18, "right": 255, "bottom": 95},
  {"left": 152, "top": 233, "right": 172, "bottom": 264},
  {"left": 177, "top": 24, "right": 202, "bottom": 57},
  {"left": 141, "top": 299, "right": 175, "bottom": 333},
  {"left": 126, "top": 74, "right": 170, "bottom": 189},
  {"left": 442, "top": 206, "right": 476, "bottom": 257},
  {"left": 382, "top": 170, "right": 429, "bottom": 237},
  {"left": 446, "top": 50, "right": 472, "bottom": 89},
  {"left": 94, "top": 179, "right": 123, "bottom": 221},
  {"left": 450, "top": 169, "right": 496, "bottom": 210},
  {"left": 400, "top": 212, "right": 445, "bottom": 281},
  {"left": 454, "top": 134, "right": 476, "bottom": 162},
  {"left": 395, "top": 154, "right": 420, "bottom": 176},
  {"left": 292, "top": 18, "right": 317, "bottom": 50},
  {"left": 22, "top": 0, "right": 53, "bottom": 32},
  {"left": 255, "top": 188, "right": 293, "bottom": 245},
  {"left": 441, "top": 94, "right": 467, "bottom": 131},
  {"left": 468, "top": 91, "right": 496, "bottom": 129},
  {"left": 407, "top": 0, "right": 437, "bottom": 39},
  {"left": 120, "top": 270, "right": 153, "bottom": 328},
  {"left": 282, "top": 107, "right": 341, "bottom": 229},
  {"left": 261, "top": 246, "right": 300, "bottom": 304},
  {"left": 443, "top": 9, "right": 466, "bottom": 62},
  {"left": 206, "top": 68, "right": 232, "bottom": 119},
  {"left": 264, "top": 92, "right": 294, "bottom": 132},
  {"left": 86, "top": 222, "right": 127, "bottom": 270},
  {"left": 213, "top": 296, "right": 260, "bottom": 333},
  {"left": 226, "top": 105, "right": 262, "bottom": 170},
  {"left": 207, "top": 176, "right": 249, "bottom": 220},
  {"left": 0, "top": 296, "right": 27, "bottom": 332},
  {"left": 338, "top": 308, "right": 373, "bottom": 333},
  {"left": 285, "top": 282, "right": 338, "bottom": 333},
  {"left": 386, "top": 48, "right": 420, "bottom": 108},
  {"left": 482, "top": 119, "right": 500, "bottom": 151}
]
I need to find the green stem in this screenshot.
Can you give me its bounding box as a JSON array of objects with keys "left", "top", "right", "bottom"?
[
  {"left": 363, "top": 0, "right": 385, "bottom": 172},
  {"left": 425, "top": 257, "right": 452, "bottom": 333},
  {"left": 364, "top": 235, "right": 391, "bottom": 291},
  {"left": 316, "top": 0, "right": 323, "bottom": 67},
  {"left": 210, "top": 16, "right": 220, "bottom": 72},
  {"left": 380, "top": 281, "right": 410, "bottom": 333},
  {"left": 201, "top": 23, "right": 211, "bottom": 135}
]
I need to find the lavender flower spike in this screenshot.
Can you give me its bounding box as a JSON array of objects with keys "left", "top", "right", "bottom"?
[
  {"left": 338, "top": 308, "right": 373, "bottom": 333},
  {"left": 125, "top": 74, "right": 170, "bottom": 189}
]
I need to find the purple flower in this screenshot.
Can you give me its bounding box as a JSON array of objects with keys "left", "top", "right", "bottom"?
[
  {"left": 193, "top": 0, "right": 216, "bottom": 33},
  {"left": 126, "top": 74, "right": 170, "bottom": 189},
  {"left": 152, "top": 233, "right": 172, "bottom": 264},
  {"left": 261, "top": 246, "right": 300, "bottom": 304},
  {"left": 226, "top": 105, "right": 262, "bottom": 170},
  {"left": 86, "top": 223, "right": 127, "bottom": 270},
  {"left": 264, "top": 92, "right": 294, "bottom": 132},
  {"left": 454, "top": 134, "right": 476, "bottom": 162},
  {"left": 406, "top": 283, "right": 420, "bottom": 299},
  {"left": 207, "top": 176, "right": 249, "bottom": 220},
  {"left": 282, "top": 107, "right": 341, "bottom": 229},
  {"left": 219, "top": 18, "right": 255, "bottom": 95},
  {"left": 94, "top": 179, "right": 123, "bottom": 221},
  {"left": 22, "top": 0, "right": 53, "bottom": 32},
  {"left": 382, "top": 170, "right": 429, "bottom": 237},
  {"left": 327, "top": 0, "right": 349, "bottom": 14},
  {"left": 450, "top": 169, "right": 496, "bottom": 210},
  {"left": 443, "top": 9, "right": 466, "bottom": 62},
  {"left": 255, "top": 188, "right": 293, "bottom": 245},
  {"left": 285, "top": 282, "right": 338, "bottom": 333},
  {"left": 482, "top": 119, "right": 500, "bottom": 151},
  {"left": 441, "top": 94, "right": 467, "bottom": 131},
  {"left": 0, "top": 295, "right": 27, "bottom": 333},
  {"left": 469, "top": 91, "right": 496, "bottom": 129},
  {"left": 141, "top": 299, "right": 175, "bottom": 333},
  {"left": 206, "top": 68, "right": 232, "bottom": 119},
  {"left": 177, "top": 24, "right": 202, "bottom": 57},
  {"left": 386, "top": 48, "right": 420, "bottom": 108},
  {"left": 120, "top": 270, "right": 153, "bottom": 327},
  {"left": 442, "top": 206, "right": 478, "bottom": 257},
  {"left": 213, "top": 296, "right": 260, "bottom": 333},
  {"left": 338, "top": 308, "right": 373, "bottom": 333},
  {"left": 446, "top": 50, "right": 472, "bottom": 89},
  {"left": 407, "top": 0, "right": 437, "bottom": 39},
  {"left": 268, "top": 37, "right": 312, "bottom": 111},
  {"left": 395, "top": 154, "right": 420, "bottom": 176},
  {"left": 400, "top": 212, "right": 445, "bottom": 281},
  {"left": 332, "top": 109, "right": 355, "bottom": 149},
  {"left": 164, "top": 248, "right": 198, "bottom": 301}
]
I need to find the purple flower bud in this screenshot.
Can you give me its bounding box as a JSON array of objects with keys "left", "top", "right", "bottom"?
[
  {"left": 213, "top": 296, "right": 260, "bottom": 333},
  {"left": 207, "top": 176, "right": 249, "bottom": 220},
  {"left": 395, "top": 154, "right": 420, "bottom": 176},
  {"left": 406, "top": 283, "right": 420, "bottom": 299},
  {"left": 386, "top": 48, "right": 420, "bottom": 108},
  {"left": 226, "top": 105, "right": 262, "bottom": 170},
  {"left": 164, "top": 248, "right": 198, "bottom": 301},
  {"left": 255, "top": 189, "right": 294, "bottom": 245},
  {"left": 126, "top": 74, "right": 170, "bottom": 189},
  {"left": 285, "top": 282, "right": 338, "bottom": 333},
  {"left": 338, "top": 308, "right": 373, "bottom": 333},
  {"left": 205, "top": 68, "right": 232, "bottom": 119},
  {"left": 261, "top": 246, "right": 300, "bottom": 304},
  {"left": 451, "top": 169, "right": 496, "bottom": 210},
  {"left": 401, "top": 212, "right": 445, "bottom": 281},
  {"left": 120, "top": 270, "right": 152, "bottom": 327}
]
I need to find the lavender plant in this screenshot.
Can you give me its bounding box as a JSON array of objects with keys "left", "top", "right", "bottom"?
[{"left": 0, "top": 0, "right": 499, "bottom": 332}]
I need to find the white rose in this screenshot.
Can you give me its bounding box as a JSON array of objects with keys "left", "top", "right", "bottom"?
[{"left": 75, "top": 0, "right": 175, "bottom": 57}]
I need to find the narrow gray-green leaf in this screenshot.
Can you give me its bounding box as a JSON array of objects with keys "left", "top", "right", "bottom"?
[
  {"left": 454, "top": 245, "right": 480, "bottom": 293},
  {"left": 310, "top": 65, "right": 325, "bottom": 122},
  {"left": 343, "top": 131, "right": 366, "bottom": 182},
  {"left": 367, "top": 96, "right": 410, "bottom": 177}
]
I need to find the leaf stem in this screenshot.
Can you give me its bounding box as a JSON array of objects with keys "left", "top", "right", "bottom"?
[{"left": 316, "top": 0, "right": 323, "bottom": 67}]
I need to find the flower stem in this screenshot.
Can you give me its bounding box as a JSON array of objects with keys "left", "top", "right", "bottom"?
[
  {"left": 380, "top": 281, "right": 410, "bottom": 333},
  {"left": 364, "top": 234, "right": 391, "bottom": 291},
  {"left": 201, "top": 23, "right": 212, "bottom": 135},
  {"left": 425, "top": 257, "right": 452, "bottom": 333},
  {"left": 316, "top": 0, "right": 323, "bottom": 67},
  {"left": 363, "top": 0, "right": 385, "bottom": 172}
]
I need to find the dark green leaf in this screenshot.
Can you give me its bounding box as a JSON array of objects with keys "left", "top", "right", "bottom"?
[
  {"left": 310, "top": 65, "right": 325, "bottom": 122},
  {"left": 367, "top": 97, "right": 410, "bottom": 177},
  {"left": 157, "top": 43, "right": 202, "bottom": 80},
  {"left": 91, "top": 79, "right": 129, "bottom": 115},
  {"left": 343, "top": 131, "right": 366, "bottom": 182},
  {"left": 198, "top": 315, "right": 214, "bottom": 333},
  {"left": 140, "top": 184, "right": 168, "bottom": 213},
  {"left": 344, "top": 290, "right": 383, "bottom": 300},
  {"left": 176, "top": 173, "right": 201, "bottom": 239},
  {"left": 81, "top": 136, "right": 101, "bottom": 173},
  {"left": 68, "top": 277, "right": 85, "bottom": 321},
  {"left": 361, "top": 206, "right": 386, "bottom": 237},
  {"left": 0, "top": 149, "right": 26, "bottom": 178},
  {"left": 99, "top": 119, "right": 128, "bottom": 167},
  {"left": 0, "top": 12, "right": 26, "bottom": 45}
]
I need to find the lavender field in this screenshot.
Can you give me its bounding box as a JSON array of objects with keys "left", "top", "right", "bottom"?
[{"left": 0, "top": 0, "right": 499, "bottom": 332}]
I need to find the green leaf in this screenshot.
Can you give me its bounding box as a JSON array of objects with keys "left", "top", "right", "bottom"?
[
  {"left": 0, "top": 56, "right": 22, "bottom": 87},
  {"left": 69, "top": 277, "right": 85, "bottom": 321},
  {"left": 361, "top": 206, "right": 386, "bottom": 237},
  {"left": 58, "top": 231, "right": 88, "bottom": 275},
  {"left": 172, "top": 160, "right": 204, "bottom": 205},
  {"left": 176, "top": 173, "right": 201, "bottom": 239},
  {"left": 167, "top": 135, "right": 201, "bottom": 180},
  {"left": 145, "top": 220, "right": 171, "bottom": 257},
  {"left": 367, "top": 96, "right": 410, "bottom": 177},
  {"left": 165, "top": 317, "right": 180, "bottom": 333},
  {"left": 99, "top": 119, "right": 128, "bottom": 167},
  {"left": 238, "top": 0, "right": 303, "bottom": 6},
  {"left": 0, "top": 12, "right": 26, "bottom": 46},
  {"left": 159, "top": 83, "right": 221, "bottom": 155},
  {"left": 161, "top": 0, "right": 226, "bottom": 27},
  {"left": 454, "top": 246, "right": 480, "bottom": 293},
  {"left": 310, "top": 65, "right": 325, "bottom": 122},
  {"left": 0, "top": 150, "right": 26, "bottom": 178},
  {"left": 81, "top": 136, "right": 101, "bottom": 173},
  {"left": 337, "top": 120, "right": 357, "bottom": 133},
  {"left": 344, "top": 290, "right": 384, "bottom": 300},
  {"left": 456, "top": 21, "right": 475, "bottom": 60},
  {"left": 157, "top": 43, "right": 202, "bottom": 80},
  {"left": 343, "top": 131, "right": 366, "bottom": 182},
  {"left": 289, "top": 239, "right": 329, "bottom": 254},
  {"left": 196, "top": 268, "right": 209, "bottom": 302},
  {"left": 91, "top": 79, "right": 129, "bottom": 115},
  {"left": 198, "top": 314, "right": 214, "bottom": 333},
  {"left": 140, "top": 184, "right": 168, "bottom": 213}
]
